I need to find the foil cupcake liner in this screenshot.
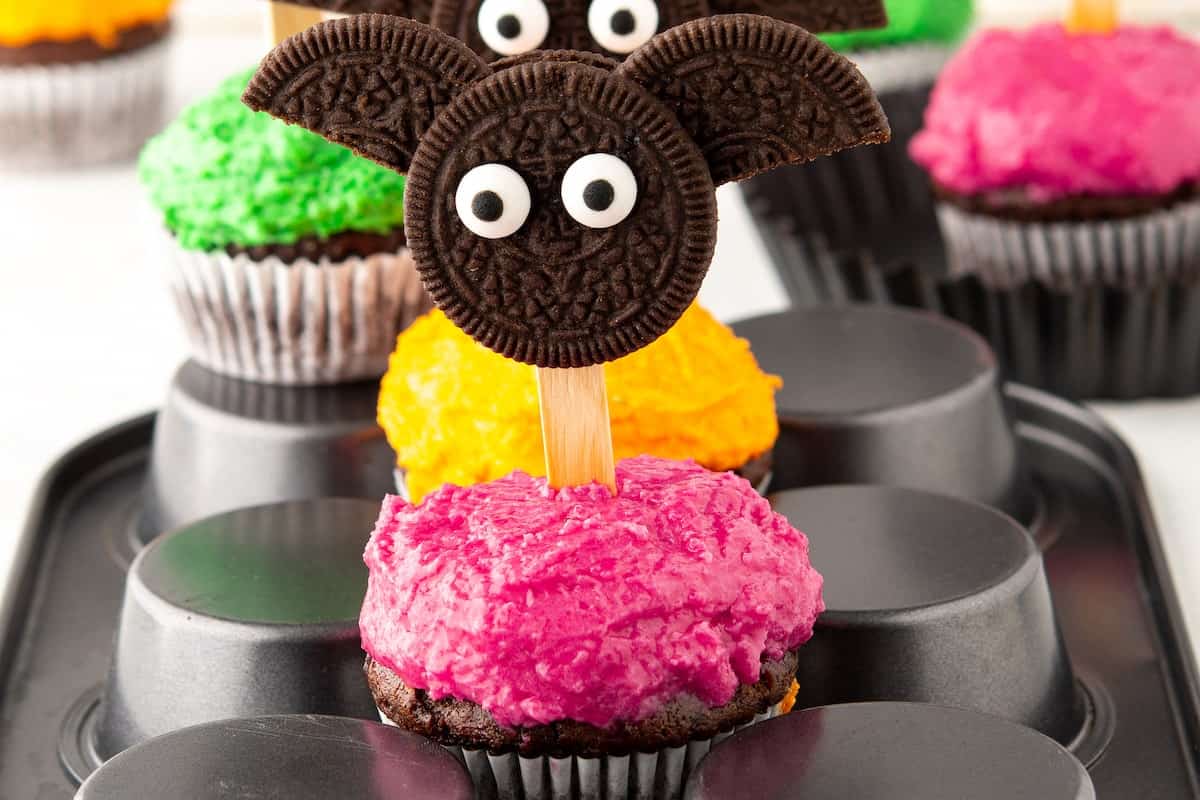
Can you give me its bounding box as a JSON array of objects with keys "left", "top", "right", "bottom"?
[
  {"left": 157, "top": 226, "right": 432, "bottom": 386},
  {"left": 842, "top": 42, "right": 955, "bottom": 96},
  {"left": 0, "top": 40, "right": 168, "bottom": 170},
  {"left": 741, "top": 81, "right": 946, "bottom": 306},
  {"left": 936, "top": 200, "right": 1200, "bottom": 290},
  {"left": 381, "top": 708, "right": 777, "bottom": 800}
]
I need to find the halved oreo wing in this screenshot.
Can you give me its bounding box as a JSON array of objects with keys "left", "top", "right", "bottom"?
[
  {"left": 702, "top": 0, "right": 888, "bottom": 33},
  {"left": 277, "top": 0, "right": 434, "bottom": 19},
  {"left": 619, "top": 14, "right": 890, "bottom": 186},
  {"left": 243, "top": 15, "right": 491, "bottom": 174}
]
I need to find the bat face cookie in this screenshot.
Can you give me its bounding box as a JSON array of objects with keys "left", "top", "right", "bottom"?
[
  {"left": 433, "top": 0, "right": 886, "bottom": 61},
  {"left": 244, "top": 14, "right": 889, "bottom": 367}
]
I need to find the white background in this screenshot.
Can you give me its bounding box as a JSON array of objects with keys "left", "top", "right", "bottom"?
[{"left": 0, "top": 0, "right": 1198, "bottom": 646}]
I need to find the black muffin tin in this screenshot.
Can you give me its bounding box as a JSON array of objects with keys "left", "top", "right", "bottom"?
[{"left": 2, "top": 303, "right": 1199, "bottom": 797}]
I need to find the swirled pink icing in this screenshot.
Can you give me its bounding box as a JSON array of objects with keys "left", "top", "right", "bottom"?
[
  {"left": 359, "top": 456, "right": 823, "bottom": 729},
  {"left": 910, "top": 24, "right": 1200, "bottom": 200}
]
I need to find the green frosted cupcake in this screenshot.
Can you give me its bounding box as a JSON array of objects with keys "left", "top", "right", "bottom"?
[
  {"left": 741, "top": 0, "right": 974, "bottom": 305},
  {"left": 140, "top": 68, "right": 430, "bottom": 385}
]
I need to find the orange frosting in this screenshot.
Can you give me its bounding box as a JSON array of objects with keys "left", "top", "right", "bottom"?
[
  {"left": 379, "top": 304, "right": 782, "bottom": 503},
  {"left": 780, "top": 679, "right": 800, "bottom": 714},
  {"left": 0, "top": 0, "right": 172, "bottom": 49}
]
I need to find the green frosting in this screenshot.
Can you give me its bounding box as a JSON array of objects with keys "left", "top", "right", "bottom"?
[
  {"left": 139, "top": 68, "right": 406, "bottom": 252},
  {"left": 820, "top": 0, "right": 974, "bottom": 51}
]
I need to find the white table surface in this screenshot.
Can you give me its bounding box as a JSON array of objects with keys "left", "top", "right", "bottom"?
[{"left": 0, "top": 1, "right": 1197, "bottom": 663}]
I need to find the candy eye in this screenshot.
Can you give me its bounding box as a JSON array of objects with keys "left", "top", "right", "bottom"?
[
  {"left": 455, "top": 164, "right": 531, "bottom": 239},
  {"left": 560, "top": 154, "right": 637, "bottom": 229},
  {"left": 476, "top": 0, "right": 550, "bottom": 55},
  {"left": 587, "top": 0, "right": 658, "bottom": 54}
]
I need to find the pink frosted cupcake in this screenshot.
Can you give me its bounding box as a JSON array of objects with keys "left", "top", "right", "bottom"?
[
  {"left": 908, "top": 23, "right": 1200, "bottom": 398},
  {"left": 361, "top": 456, "right": 823, "bottom": 799}
]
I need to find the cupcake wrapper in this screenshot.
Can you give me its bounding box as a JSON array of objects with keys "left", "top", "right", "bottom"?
[
  {"left": 381, "top": 708, "right": 777, "bottom": 800},
  {"left": 741, "top": 83, "right": 946, "bottom": 306},
  {"left": 842, "top": 42, "right": 954, "bottom": 96},
  {"left": 936, "top": 200, "right": 1200, "bottom": 290},
  {"left": 0, "top": 40, "right": 168, "bottom": 170},
  {"left": 158, "top": 227, "right": 432, "bottom": 386}
]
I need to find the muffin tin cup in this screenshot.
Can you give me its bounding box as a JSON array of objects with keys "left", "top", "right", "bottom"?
[
  {"left": 732, "top": 306, "right": 1036, "bottom": 526},
  {"left": 139, "top": 361, "right": 395, "bottom": 543},
  {"left": 684, "top": 702, "right": 1095, "bottom": 799},
  {"left": 380, "top": 707, "right": 778, "bottom": 800},
  {"left": 0, "top": 40, "right": 168, "bottom": 170},
  {"left": 741, "top": 80, "right": 946, "bottom": 306},
  {"left": 771, "top": 485, "right": 1086, "bottom": 745},
  {"left": 94, "top": 499, "right": 382, "bottom": 764},
  {"left": 77, "top": 715, "right": 475, "bottom": 800},
  {"left": 154, "top": 223, "right": 432, "bottom": 386}
]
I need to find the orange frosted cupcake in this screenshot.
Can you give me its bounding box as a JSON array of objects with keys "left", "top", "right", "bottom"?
[
  {"left": 0, "top": 0, "right": 173, "bottom": 168},
  {"left": 379, "top": 304, "right": 782, "bottom": 502}
]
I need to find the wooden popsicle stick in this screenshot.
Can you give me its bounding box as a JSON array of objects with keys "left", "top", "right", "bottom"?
[
  {"left": 1066, "top": 0, "right": 1118, "bottom": 34},
  {"left": 266, "top": 1, "right": 326, "bottom": 46},
  {"left": 536, "top": 365, "right": 617, "bottom": 494}
]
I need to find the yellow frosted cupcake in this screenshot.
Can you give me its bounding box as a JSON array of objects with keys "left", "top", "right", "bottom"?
[
  {"left": 379, "top": 304, "right": 782, "bottom": 502},
  {"left": 0, "top": 0, "right": 174, "bottom": 168}
]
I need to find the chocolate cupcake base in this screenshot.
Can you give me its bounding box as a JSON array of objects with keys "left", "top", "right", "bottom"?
[
  {"left": 370, "top": 654, "right": 793, "bottom": 799},
  {"left": 157, "top": 225, "right": 432, "bottom": 386},
  {"left": 0, "top": 38, "right": 168, "bottom": 170}
]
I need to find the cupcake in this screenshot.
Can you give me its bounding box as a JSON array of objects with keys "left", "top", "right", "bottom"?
[
  {"left": 740, "top": 0, "right": 974, "bottom": 304},
  {"left": 908, "top": 23, "right": 1200, "bottom": 398},
  {"left": 0, "top": 1, "right": 172, "bottom": 169},
  {"left": 362, "top": 456, "right": 823, "bottom": 799},
  {"left": 140, "top": 68, "right": 431, "bottom": 385},
  {"left": 378, "top": 304, "right": 782, "bottom": 502}
]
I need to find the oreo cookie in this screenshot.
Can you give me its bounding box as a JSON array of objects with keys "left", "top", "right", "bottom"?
[
  {"left": 429, "top": 0, "right": 887, "bottom": 62},
  {"left": 245, "top": 14, "right": 887, "bottom": 367}
]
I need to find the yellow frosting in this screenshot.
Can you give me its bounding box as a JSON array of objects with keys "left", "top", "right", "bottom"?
[
  {"left": 379, "top": 304, "right": 782, "bottom": 503},
  {"left": 0, "top": 0, "right": 172, "bottom": 48}
]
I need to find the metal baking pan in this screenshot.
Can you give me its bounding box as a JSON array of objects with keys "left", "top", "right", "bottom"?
[{"left": 1, "top": 382, "right": 1197, "bottom": 796}]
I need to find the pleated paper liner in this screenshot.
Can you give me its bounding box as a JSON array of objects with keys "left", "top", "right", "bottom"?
[
  {"left": 155, "top": 225, "right": 432, "bottom": 386},
  {"left": 756, "top": 196, "right": 1200, "bottom": 400},
  {"left": 0, "top": 40, "right": 168, "bottom": 170},
  {"left": 381, "top": 707, "right": 777, "bottom": 800},
  {"left": 741, "top": 79, "right": 947, "bottom": 304}
]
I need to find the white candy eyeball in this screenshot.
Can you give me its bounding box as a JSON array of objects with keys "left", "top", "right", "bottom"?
[
  {"left": 587, "top": 0, "right": 658, "bottom": 54},
  {"left": 455, "top": 163, "right": 531, "bottom": 239},
  {"left": 477, "top": 0, "right": 550, "bottom": 55},
  {"left": 560, "top": 153, "right": 637, "bottom": 229}
]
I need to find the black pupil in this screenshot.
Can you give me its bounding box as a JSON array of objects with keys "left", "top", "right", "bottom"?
[
  {"left": 610, "top": 9, "right": 636, "bottom": 35},
  {"left": 583, "top": 180, "right": 615, "bottom": 212},
  {"left": 496, "top": 14, "right": 522, "bottom": 39},
  {"left": 472, "top": 190, "right": 504, "bottom": 222}
]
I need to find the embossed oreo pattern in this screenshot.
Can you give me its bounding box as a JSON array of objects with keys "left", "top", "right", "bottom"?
[
  {"left": 406, "top": 61, "right": 718, "bottom": 367},
  {"left": 619, "top": 15, "right": 890, "bottom": 186},
  {"left": 244, "top": 16, "right": 490, "bottom": 174}
]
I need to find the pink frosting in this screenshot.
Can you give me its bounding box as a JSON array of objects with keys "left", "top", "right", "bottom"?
[
  {"left": 359, "top": 456, "right": 823, "bottom": 729},
  {"left": 910, "top": 24, "right": 1200, "bottom": 200}
]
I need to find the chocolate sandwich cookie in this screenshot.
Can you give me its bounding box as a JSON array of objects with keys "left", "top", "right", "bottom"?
[
  {"left": 429, "top": 0, "right": 887, "bottom": 63},
  {"left": 368, "top": 651, "right": 798, "bottom": 757},
  {"left": 245, "top": 14, "right": 888, "bottom": 367}
]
